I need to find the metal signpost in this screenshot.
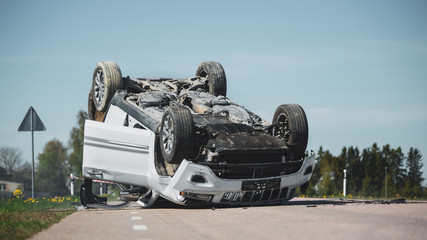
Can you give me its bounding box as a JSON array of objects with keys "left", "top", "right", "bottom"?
[
  {"left": 343, "top": 169, "right": 347, "bottom": 198},
  {"left": 70, "top": 173, "right": 74, "bottom": 196},
  {"left": 18, "top": 106, "right": 46, "bottom": 198},
  {"left": 385, "top": 166, "right": 388, "bottom": 200}
]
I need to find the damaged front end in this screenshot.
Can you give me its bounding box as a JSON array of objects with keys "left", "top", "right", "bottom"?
[
  {"left": 169, "top": 151, "right": 315, "bottom": 206},
  {"left": 162, "top": 115, "right": 315, "bottom": 206}
]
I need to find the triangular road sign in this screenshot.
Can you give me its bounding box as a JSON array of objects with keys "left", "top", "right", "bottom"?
[{"left": 18, "top": 106, "right": 46, "bottom": 132}]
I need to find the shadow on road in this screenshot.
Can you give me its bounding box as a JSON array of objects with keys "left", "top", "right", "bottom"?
[
  {"left": 84, "top": 197, "right": 414, "bottom": 211},
  {"left": 284, "top": 198, "right": 350, "bottom": 206},
  {"left": 149, "top": 197, "right": 412, "bottom": 210},
  {"left": 149, "top": 197, "right": 353, "bottom": 210}
]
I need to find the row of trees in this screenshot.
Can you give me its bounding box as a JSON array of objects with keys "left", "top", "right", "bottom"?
[
  {"left": 2, "top": 109, "right": 425, "bottom": 198},
  {"left": 306, "top": 144, "right": 425, "bottom": 198}
]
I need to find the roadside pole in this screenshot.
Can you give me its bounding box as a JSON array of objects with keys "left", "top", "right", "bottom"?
[
  {"left": 31, "top": 109, "right": 34, "bottom": 198},
  {"left": 70, "top": 173, "right": 74, "bottom": 196},
  {"left": 385, "top": 167, "right": 388, "bottom": 200},
  {"left": 18, "top": 107, "right": 46, "bottom": 199},
  {"left": 343, "top": 169, "right": 347, "bottom": 198}
]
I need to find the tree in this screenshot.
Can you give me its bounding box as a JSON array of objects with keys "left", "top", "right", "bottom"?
[
  {"left": 315, "top": 149, "right": 336, "bottom": 196},
  {"left": 361, "top": 148, "right": 372, "bottom": 196},
  {"left": 0, "top": 147, "right": 23, "bottom": 173},
  {"left": 345, "top": 146, "right": 362, "bottom": 195},
  {"left": 387, "top": 146, "right": 405, "bottom": 196},
  {"left": 305, "top": 147, "right": 325, "bottom": 195},
  {"left": 36, "top": 139, "right": 68, "bottom": 194},
  {"left": 68, "top": 110, "right": 88, "bottom": 175},
  {"left": 13, "top": 162, "right": 32, "bottom": 190},
  {"left": 303, "top": 144, "right": 424, "bottom": 198},
  {"left": 403, "top": 148, "right": 424, "bottom": 197},
  {"left": 406, "top": 148, "right": 424, "bottom": 187}
]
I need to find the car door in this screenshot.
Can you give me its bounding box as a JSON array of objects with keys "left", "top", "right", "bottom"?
[{"left": 82, "top": 120, "right": 154, "bottom": 186}]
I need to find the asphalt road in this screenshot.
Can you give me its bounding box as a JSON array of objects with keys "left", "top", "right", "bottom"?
[{"left": 31, "top": 198, "right": 427, "bottom": 240}]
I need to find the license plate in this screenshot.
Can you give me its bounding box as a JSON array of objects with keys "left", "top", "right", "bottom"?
[{"left": 242, "top": 178, "right": 281, "bottom": 191}]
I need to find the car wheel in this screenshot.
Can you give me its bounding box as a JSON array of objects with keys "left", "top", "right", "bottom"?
[
  {"left": 272, "top": 104, "right": 308, "bottom": 159},
  {"left": 196, "top": 61, "right": 227, "bottom": 96},
  {"left": 160, "top": 106, "right": 195, "bottom": 164},
  {"left": 80, "top": 183, "right": 88, "bottom": 207},
  {"left": 92, "top": 61, "right": 123, "bottom": 112}
]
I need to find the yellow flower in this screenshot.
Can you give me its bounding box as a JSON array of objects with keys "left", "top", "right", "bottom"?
[{"left": 13, "top": 189, "right": 22, "bottom": 198}]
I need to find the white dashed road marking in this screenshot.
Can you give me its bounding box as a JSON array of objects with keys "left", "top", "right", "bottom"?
[
  {"left": 130, "top": 211, "right": 139, "bottom": 214},
  {"left": 133, "top": 225, "right": 148, "bottom": 231},
  {"left": 131, "top": 216, "right": 142, "bottom": 220}
]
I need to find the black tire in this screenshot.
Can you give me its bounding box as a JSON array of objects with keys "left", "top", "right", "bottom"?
[
  {"left": 153, "top": 133, "right": 180, "bottom": 176},
  {"left": 92, "top": 61, "right": 123, "bottom": 112},
  {"left": 195, "top": 61, "right": 227, "bottom": 96},
  {"left": 80, "top": 183, "right": 88, "bottom": 207},
  {"left": 272, "top": 104, "right": 308, "bottom": 159},
  {"left": 80, "top": 178, "right": 94, "bottom": 207},
  {"left": 160, "top": 106, "right": 195, "bottom": 164}
]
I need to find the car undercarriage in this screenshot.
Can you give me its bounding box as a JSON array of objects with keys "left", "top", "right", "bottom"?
[{"left": 81, "top": 61, "right": 315, "bottom": 208}]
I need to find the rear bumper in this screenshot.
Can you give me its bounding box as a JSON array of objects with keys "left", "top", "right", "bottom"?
[{"left": 164, "top": 153, "right": 316, "bottom": 205}]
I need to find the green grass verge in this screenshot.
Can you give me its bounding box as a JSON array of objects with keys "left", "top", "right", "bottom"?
[{"left": 0, "top": 189, "right": 78, "bottom": 240}]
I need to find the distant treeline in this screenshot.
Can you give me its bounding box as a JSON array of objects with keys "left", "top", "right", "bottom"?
[{"left": 304, "top": 144, "right": 425, "bottom": 198}]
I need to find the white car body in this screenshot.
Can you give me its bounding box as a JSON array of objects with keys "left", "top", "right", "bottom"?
[
  {"left": 83, "top": 105, "right": 316, "bottom": 206},
  {"left": 81, "top": 61, "right": 315, "bottom": 208}
]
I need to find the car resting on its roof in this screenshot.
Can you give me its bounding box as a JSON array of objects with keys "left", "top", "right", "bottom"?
[{"left": 81, "top": 61, "right": 315, "bottom": 208}]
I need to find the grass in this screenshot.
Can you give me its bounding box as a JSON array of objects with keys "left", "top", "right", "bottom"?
[{"left": 0, "top": 189, "right": 78, "bottom": 240}]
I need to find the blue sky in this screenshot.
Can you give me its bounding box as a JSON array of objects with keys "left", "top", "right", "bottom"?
[{"left": 1, "top": 1, "right": 426, "bottom": 183}]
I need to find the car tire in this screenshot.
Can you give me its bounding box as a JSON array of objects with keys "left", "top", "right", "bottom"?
[
  {"left": 160, "top": 106, "right": 195, "bottom": 164},
  {"left": 92, "top": 61, "right": 123, "bottom": 112},
  {"left": 80, "top": 183, "right": 88, "bottom": 207},
  {"left": 272, "top": 104, "right": 308, "bottom": 159},
  {"left": 196, "top": 61, "right": 227, "bottom": 96}
]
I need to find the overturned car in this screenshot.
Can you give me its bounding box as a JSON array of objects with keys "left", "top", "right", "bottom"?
[{"left": 80, "top": 61, "right": 315, "bottom": 208}]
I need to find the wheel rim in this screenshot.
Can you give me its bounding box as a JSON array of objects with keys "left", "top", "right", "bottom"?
[
  {"left": 162, "top": 115, "right": 174, "bottom": 155},
  {"left": 273, "top": 113, "right": 290, "bottom": 142},
  {"left": 94, "top": 69, "right": 105, "bottom": 106},
  {"left": 199, "top": 69, "right": 208, "bottom": 78}
]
